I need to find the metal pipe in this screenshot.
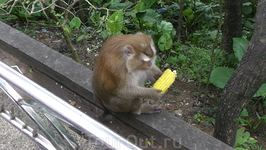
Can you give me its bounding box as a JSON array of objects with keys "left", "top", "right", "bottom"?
[{"left": 0, "top": 61, "right": 141, "bottom": 150}]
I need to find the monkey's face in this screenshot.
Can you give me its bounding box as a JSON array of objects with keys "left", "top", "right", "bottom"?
[
  {"left": 137, "top": 37, "right": 157, "bottom": 70},
  {"left": 126, "top": 35, "right": 157, "bottom": 71},
  {"left": 137, "top": 52, "right": 153, "bottom": 70}
]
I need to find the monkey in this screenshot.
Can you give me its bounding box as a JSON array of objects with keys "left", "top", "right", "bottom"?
[{"left": 92, "top": 32, "right": 163, "bottom": 115}]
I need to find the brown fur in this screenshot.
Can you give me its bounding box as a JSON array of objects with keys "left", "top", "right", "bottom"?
[{"left": 92, "top": 33, "right": 163, "bottom": 115}]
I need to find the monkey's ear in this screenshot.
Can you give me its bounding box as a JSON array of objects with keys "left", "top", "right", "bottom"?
[{"left": 122, "top": 45, "right": 134, "bottom": 56}]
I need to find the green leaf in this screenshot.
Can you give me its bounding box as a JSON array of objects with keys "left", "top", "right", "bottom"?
[
  {"left": 158, "top": 21, "right": 174, "bottom": 34},
  {"left": 246, "top": 138, "right": 258, "bottom": 144},
  {"left": 106, "top": 11, "right": 124, "bottom": 34},
  {"left": 69, "top": 17, "right": 81, "bottom": 29},
  {"left": 210, "top": 67, "right": 234, "bottom": 88},
  {"left": 136, "top": 9, "right": 159, "bottom": 23},
  {"left": 178, "top": 54, "right": 186, "bottom": 62},
  {"left": 236, "top": 128, "right": 247, "bottom": 145},
  {"left": 243, "top": 132, "right": 250, "bottom": 141},
  {"left": 0, "top": 0, "right": 8, "bottom": 6},
  {"left": 233, "top": 38, "right": 249, "bottom": 62},
  {"left": 29, "top": 69, "right": 34, "bottom": 73},
  {"left": 18, "top": 11, "right": 32, "bottom": 18},
  {"left": 240, "top": 108, "right": 248, "bottom": 117},
  {"left": 254, "top": 83, "right": 266, "bottom": 97},
  {"left": 134, "top": 0, "right": 156, "bottom": 11},
  {"left": 261, "top": 115, "right": 266, "bottom": 123},
  {"left": 63, "top": 25, "right": 71, "bottom": 34},
  {"left": 235, "top": 148, "right": 248, "bottom": 150},
  {"left": 109, "top": 2, "right": 133, "bottom": 10},
  {"left": 77, "top": 35, "right": 86, "bottom": 42},
  {"left": 134, "top": 2, "right": 145, "bottom": 12},
  {"left": 166, "top": 56, "right": 179, "bottom": 64},
  {"left": 242, "top": 2, "right": 253, "bottom": 15},
  {"left": 158, "top": 33, "right": 173, "bottom": 51},
  {"left": 242, "top": 6, "right": 252, "bottom": 15},
  {"left": 183, "top": 7, "right": 193, "bottom": 16},
  {"left": 141, "top": 0, "right": 156, "bottom": 9},
  {"left": 183, "top": 7, "right": 194, "bottom": 20}
]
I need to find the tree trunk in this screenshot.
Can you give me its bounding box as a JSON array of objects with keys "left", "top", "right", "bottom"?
[
  {"left": 213, "top": 0, "right": 266, "bottom": 147},
  {"left": 177, "top": 0, "right": 184, "bottom": 41},
  {"left": 220, "top": 0, "right": 242, "bottom": 54}
]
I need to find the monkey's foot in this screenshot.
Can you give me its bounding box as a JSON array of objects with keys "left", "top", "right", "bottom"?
[{"left": 140, "top": 101, "right": 162, "bottom": 114}]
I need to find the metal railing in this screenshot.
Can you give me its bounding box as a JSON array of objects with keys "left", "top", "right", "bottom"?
[{"left": 0, "top": 61, "right": 141, "bottom": 150}]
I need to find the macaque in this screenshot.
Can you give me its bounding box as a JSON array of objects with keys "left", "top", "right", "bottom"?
[{"left": 92, "top": 32, "right": 163, "bottom": 115}]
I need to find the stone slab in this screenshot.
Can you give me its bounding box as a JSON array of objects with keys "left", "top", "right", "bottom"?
[{"left": 0, "top": 21, "right": 234, "bottom": 150}]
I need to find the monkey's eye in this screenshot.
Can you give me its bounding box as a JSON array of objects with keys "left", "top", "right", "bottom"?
[{"left": 144, "top": 53, "right": 152, "bottom": 58}]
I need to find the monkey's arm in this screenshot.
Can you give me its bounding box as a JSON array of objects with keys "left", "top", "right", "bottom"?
[
  {"left": 146, "top": 66, "right": 163, "bottom": 82},
  {"left": 116, "top": 86, "right": 162, "bottom": 100}
]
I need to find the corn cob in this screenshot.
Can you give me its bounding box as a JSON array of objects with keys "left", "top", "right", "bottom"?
[{"left": 153, "top": 69, "right": 177, "bottom": 94}]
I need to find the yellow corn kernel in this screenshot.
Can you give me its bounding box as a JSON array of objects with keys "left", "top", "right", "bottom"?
[{"left": 153, "top": 69, "right": 177, "bottom": 94}]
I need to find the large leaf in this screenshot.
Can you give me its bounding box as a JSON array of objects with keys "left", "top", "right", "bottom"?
[
  {"left": 254, "top": 83, "right": 266, "bottom": 97},
  {"left": 233, "top": 38, "right": 249, "bottom": 62},
  {"left": 136, "top": 9, "right": 159, "bottom": 23},
  {"left": 158, "top": 21, "right": 174, "bottom": 34},
  {"left": 134, "top": 2, "right": 145, "bottom": 12},
  {"left": 106, "top": 11, "right": 124, "bottom": 34},
  {"left": 69, "top": 17, "right": 81, "bottom": 29},
  {"left": 210, "top": 67, "right": 234, "bottom": 88},
  {"left": 235, "top": 128, "right": 249, "bottom": 145},
  {"left": 243, "top": 2, "right": 253, "bottom": 15}
]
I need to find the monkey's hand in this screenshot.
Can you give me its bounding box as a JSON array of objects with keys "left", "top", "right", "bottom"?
[
  {"left": 148, "top": 88, "right": 164, "bottom": 101},
  {"left": 116, "top": 86, "right": 163, "bottom": 101}
]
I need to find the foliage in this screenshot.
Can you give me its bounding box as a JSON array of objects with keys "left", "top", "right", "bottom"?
[
  {"left": 193, "top": 107, "right": 216, "bottom": 124},
  {"left": 162, "top": 44, "right": 211, "bottom": 82},
  {"left": 242, "top": 1, "right": 256, "bottom": 39},
  {"left": 1, "top": 0, "right": 253, "bottom": 83},
  {"left": 182, "top": 1, "right": 221, "bottom": 41},
  {"left": 70, "top": 0, "right": 175, "bottom": 52},
  {"left": 210, "top": 67, "right": 234, "bottom": 88},
  {"left": 157, "top": 21, "right": 174, "bottom": 51},
  {"left": 254, "top": 84, "right": 266, "bottom": 97},
  {"left": 235, "top": 127, "right": 260, "bottom": 150},
  {"left": 238, "top": 108, "right": 266, "bottom": 132},
  {"left": 0, "top": 0, "right": 44, "bottom": 21},
  {"left": 210, "top": 37, "right": 266, "bottom": 97},
  {"left": 103, "top": 11, "right": 124, "bottom": 37},
  {"left": 233, "top": 38, "right": 249, "bottom": 62},
  {"left": 194, "top": 112, "right": 215, "bottom": 125},
  {"left": 161, "top": 43, "right": 226, "bottom": 82}
]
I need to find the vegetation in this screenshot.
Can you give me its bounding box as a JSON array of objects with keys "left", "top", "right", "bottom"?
[{"left": 0, "top": 0, "right": 264, "bottom": 149}]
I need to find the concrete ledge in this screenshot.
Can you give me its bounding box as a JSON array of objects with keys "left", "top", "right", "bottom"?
[{"left": 0, "top": 21, "right": 234, "bottom": 150}]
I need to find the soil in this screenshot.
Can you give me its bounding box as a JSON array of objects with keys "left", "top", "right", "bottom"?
[{"left": 7, "top": 22, "right": 266, "bottom": 149}]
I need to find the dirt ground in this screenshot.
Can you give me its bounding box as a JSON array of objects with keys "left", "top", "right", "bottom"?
[{"left": 8, "top": 22, "right": 266, "bottom": 149}]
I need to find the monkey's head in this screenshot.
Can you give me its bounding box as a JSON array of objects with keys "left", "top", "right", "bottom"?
[{"left": 124, "top": 33, "right": 157, "bottom": 72}]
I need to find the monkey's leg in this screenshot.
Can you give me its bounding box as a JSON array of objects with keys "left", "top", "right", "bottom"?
[{"left": 132, "top": 100, "right": 162, "bottom": 115}]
